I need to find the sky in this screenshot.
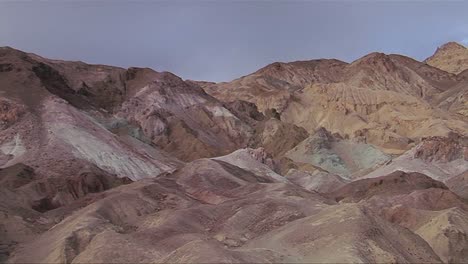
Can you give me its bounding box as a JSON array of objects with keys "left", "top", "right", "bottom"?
[{"left": 1, "top": 1, "right": 468, "bottom": 82}]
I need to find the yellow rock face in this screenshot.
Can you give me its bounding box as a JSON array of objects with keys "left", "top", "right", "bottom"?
[{"left": 425, "top": 42, "right": 468, "bottom": 74}]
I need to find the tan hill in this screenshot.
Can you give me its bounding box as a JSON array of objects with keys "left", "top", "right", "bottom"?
[
  {"left": 200, "top": 59, "right": 348, "bottom": 113},
  {"left": 425, "top": 42, "right": 468, "bottom": 74},
  {"left": 203, "top": 51, "right": 467, "bottom": 154},
  {"left": 284, "top": 81, "right": 468, "bottom": 154},
  {"left": 343, "top": 53, "right": 457, "bottom": 98},
  {"left": 204, "top": 52, "right": 458, "bottom": 112}
]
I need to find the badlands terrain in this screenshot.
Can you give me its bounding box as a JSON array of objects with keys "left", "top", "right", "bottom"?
[{"left": 0, "top": 42, "right": 467, "bottom": 263}]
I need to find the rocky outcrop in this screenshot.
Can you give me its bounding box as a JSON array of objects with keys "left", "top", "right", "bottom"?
[
  {"left": 0, "top": 163, "right": 35, "bottom": 189},
  {"left": 223, "top": 100, "right": 265, "bottom": 126},
  {"left": 0, "top": 98, "right": 25, "bottom": 129},
  {"left": 364, "top": 134, "right": 468, "bottom": 182},
  {"left": 414, "top": 133, "right": 467, "bottom": 162},
  {"left": 249, "top": 118, "right": 308, "bottom": 158}
]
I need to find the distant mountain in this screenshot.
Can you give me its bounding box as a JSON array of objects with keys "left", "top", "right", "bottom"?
[
  {"left": 203, "top": 50, "right": 467, "bottom": 154},
  {"left": 425, "top": 41, "right": 468, "bottom": 74}
]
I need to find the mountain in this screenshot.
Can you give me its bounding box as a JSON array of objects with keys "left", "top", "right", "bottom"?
[
  {"left": 1, "top": 44, "right": 467, "bottom": 263},
  {"left": 425, "top": 42, "right": 468, "bottom": 74},
  {"left": 201, "top": 59, "right": 348, "bottom": 113},
  {"left": 203, "top": 48, "right": 467, "bottom": 155}
]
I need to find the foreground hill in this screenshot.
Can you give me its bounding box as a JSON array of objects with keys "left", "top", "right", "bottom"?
[{"left": 10, "top": 166, "right": 462, "bottom": 263}]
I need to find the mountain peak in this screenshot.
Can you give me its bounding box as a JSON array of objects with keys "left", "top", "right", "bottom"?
[
  {"left": 0, "top": 46, "right": 17, "bottom": 51},
  {"left": 425, "top": 41, "right": 468, "bottom": 74},
  {"left": 437, "top": 41, "right": 466, "bottom": 52},
  {"left": 0, "top": 46, "right": 25, "bottom": 57},
  {"left": 352, "top": 52, "right": 389, "bottom": 64}
]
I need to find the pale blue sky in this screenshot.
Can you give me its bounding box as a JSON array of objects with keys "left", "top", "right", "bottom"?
[{"left": 1, "top": 1, "right": 467, "bottom": 82}]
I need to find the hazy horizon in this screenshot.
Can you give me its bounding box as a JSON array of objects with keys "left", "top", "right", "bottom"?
[{"left": 1, "top": 1, "right": 468, "bottom": 82}]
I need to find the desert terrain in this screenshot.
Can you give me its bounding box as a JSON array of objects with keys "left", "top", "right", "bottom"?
[{"left": 0, "top": 42, "right": 467, "bottom": 263}]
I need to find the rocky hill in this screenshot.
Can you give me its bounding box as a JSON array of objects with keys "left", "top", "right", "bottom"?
[{"left": 425, "top": 42, "right": 468, "bottom": 74}]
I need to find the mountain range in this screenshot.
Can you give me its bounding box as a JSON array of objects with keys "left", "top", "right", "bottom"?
[{"left": 0, "top": 42, "right": 467, "bottom": 263}]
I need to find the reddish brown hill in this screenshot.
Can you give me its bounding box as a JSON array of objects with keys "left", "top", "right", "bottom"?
[{"left": 330, "top": 170, "right": 468, "bottom": 263}]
